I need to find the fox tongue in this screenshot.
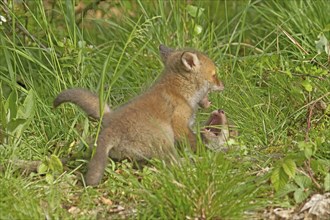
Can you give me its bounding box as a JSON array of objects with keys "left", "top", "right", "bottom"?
[{"left": 209, "top": 118, "right": 216, "bottom": 126}]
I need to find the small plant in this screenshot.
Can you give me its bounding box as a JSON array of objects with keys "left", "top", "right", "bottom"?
[
  {"left": 0, "top": 89, "right": 35, "bottom": 147},
  {"left": 37, "top": 154, "right": 64, "bottom": 184},
  {"left": 271, "top": 139, "right": 330, "bottom": 204},
  {"left": 186, "top": 5, "right": 205, "bottom": 37}
]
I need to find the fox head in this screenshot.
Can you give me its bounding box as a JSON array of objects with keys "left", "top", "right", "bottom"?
[
  {"left": 159, "top": 44, "right": 224, "bottom": 92},
  {"left": 205, "top": 109, "right": 228, "bottom": 136}
]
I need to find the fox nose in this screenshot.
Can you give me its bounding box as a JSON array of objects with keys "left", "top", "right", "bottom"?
[
  {"left": 214, "top": 81, "right": 224, "bottom": 91},
  {"left": 218, "top": 109, "right": 225, "bottom": 114},
  {"left": 218, "top": 81, "right": 224, "bottom": 90}
]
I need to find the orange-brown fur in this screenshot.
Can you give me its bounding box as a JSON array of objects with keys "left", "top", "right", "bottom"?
[{"left": 54, "top": 45, "right": 224, "bottom": 185}]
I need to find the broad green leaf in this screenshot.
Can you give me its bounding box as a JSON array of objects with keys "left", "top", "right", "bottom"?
[
  {"left": 57, "top": 41, "right": 64, "bottom": 47},
  {"left": 49, "top": 155, "right": 63, "bottom": 173},
  {"left": 20, "top": 89, "right": 35, "bottom": 119},
  {"left": 45, "top": 173, "right": 54, "bottom": 184},
  {"left": 294, "top": 188, "right": 309, "bottom": 203},
  {"left": 10, "top": 90, "right": 36, "bottom": 138},
  {"left": 325, "top": 173, "right": 330, "bottom": 191},
  {"left": 304, "top": 146, "right": 313, "bottom": 159},
  {"left": 6, "top": 90, "right": 18, "bottom": 119},
  {"left": 186, "top": 5, "right": 205, "bottom": 18},
  {"left": 282, "top": 159, "right": 296, "bottom": 178},
  {"left": 277, "top": 183, "right": 297, "bottom": 197},
  {"left": 38, "top": 163, "right": 48, "bottom": 175},
  {"left": 297, "top": 141, "right": 306, "bottom": 151},
  {"left": 294, "top": 175, "right": 312, "bottom": 189},
  {"left": 6, "top": 118, "right": 26, "bottom": 132},
  {"left": 298, "top": 141, "right": 314, "bottom": 159},
  {"left": 315, "top": 33, "right": 329, "bottom": 55},
  {"left": 77, "top": 50, "right": 83, "bottom": 65},
  {"left": 78, "top": 40, "right": 86, "bottom": 48},
  {"left": 311, "top": 159, "right": 328, "bottom": 175},
  {"left": 194, "top": 24, "right": 203, "bottom": 35},
  {"left": 301, "top": 79, "right": 313, "bottom": 92},
  {"left": 285, "top": 70, "right": 292, "bottom": 78},
  {"left": 271, "top": 167, "right": 289, "bottom": 191}
]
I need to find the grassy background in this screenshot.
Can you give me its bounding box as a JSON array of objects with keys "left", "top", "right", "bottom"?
[{"left": 0, "top": 0, "right": 329, "bottom": 219}]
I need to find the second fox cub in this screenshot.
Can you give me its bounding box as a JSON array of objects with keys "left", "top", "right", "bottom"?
[
  {"left": 54, "top": 44, "right": 224, "bottom": 186},
  {"left": 201, "top": 109, "right": 238, "bottom": 152}
]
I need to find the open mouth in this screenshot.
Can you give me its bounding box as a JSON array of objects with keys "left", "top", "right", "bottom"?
[{"left": 205, "top": 127, "right": 221, "bottom": 136}]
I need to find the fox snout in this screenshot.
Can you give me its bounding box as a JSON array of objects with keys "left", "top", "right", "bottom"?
[
  {"left": 212, "top": 75, "right": 224, "bottom": 91},
  {"left": 217, "top": 109, "right": 225, "bottom": 114}
]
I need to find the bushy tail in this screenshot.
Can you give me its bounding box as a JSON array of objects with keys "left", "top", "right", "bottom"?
[{"left": 53, "top": 88, "right": 111, "bottom": 120}]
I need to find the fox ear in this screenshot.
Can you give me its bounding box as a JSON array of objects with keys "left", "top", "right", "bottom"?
[
  {"left": 159, "top": 44, "right": 174, "bottom": 63},
  {"left": 181, "top": 52, "right": 200, "bottom": 71}
]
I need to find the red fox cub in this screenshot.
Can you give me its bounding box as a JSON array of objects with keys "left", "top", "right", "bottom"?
[{"left": 54, "top": 44, "right": 224, "bottom": 186}]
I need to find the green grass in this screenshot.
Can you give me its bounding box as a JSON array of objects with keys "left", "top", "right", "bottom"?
[
  {"left": 135, "top": 153, "right": 266, "bottom": 219},
  {"left": 1, "top": 0, "right": 329, "bottom": 219}
]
